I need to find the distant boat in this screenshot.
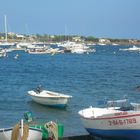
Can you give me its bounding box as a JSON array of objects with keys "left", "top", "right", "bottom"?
[
  {"left": 16, "top": 42, "right": 32, "bottom": 50},
  {"left": 57, "top": 41, "right": 96, "bottom": 54},
  {"left": 27, "top": 48, "right": 48, "bottom": 54},
  {"left": 71, "top": 46, "right": 95, "bottom": 54},
  {"left": 78, "top": 98, "right": 140, "bottom": 139},
  {"left": 112, "top": 43, "right": 119, "bottom": 46},
  {"left": 0, "top": 48, "right": 6, "bottom": 57},
  {"left": 119, "top": 45, "right": 140, "bottom": 52},
  {"left": 98, "top": 43, "right": 106, "bottom": 46},
  {"left": 0, "top": 119, "right": 42, "bottom": 140},
  {"left": 28, "top": 86, "right": 72, "bottom": 107}
]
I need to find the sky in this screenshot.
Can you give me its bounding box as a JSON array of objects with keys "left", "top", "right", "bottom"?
[{"left": 0, "top": 0, "right": 140, "bottom": 39}]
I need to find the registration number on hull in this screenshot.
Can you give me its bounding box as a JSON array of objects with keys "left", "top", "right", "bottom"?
[{"left": 108, "top": 118, "right": 137, "bottom": 126}]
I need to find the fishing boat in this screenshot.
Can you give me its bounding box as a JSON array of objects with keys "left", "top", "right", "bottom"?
[
  {"left": 78, "top": 98, "right": 140, "bottom": 139},
  {"left": 0, "top": 120, "right": 42, "bottom": 140},
  {"left": 28, "top": 86, "right": 72, "bottom": 107}
]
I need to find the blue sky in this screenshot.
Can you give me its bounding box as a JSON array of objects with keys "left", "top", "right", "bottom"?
[{"left": 0, "top": 0, "right": 140, "bottom": 39}]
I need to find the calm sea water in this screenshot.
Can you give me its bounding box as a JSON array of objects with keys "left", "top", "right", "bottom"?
[{"left": 0, "top": 45, "right": 140, "bottom": 139}]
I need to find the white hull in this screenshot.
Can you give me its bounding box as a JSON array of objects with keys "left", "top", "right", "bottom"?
[
  {"left": 79, "top": 111, "right": 140, "bottom": 130},
  {"left": 27, "top": 51, "right": 48, "bottom": 54},
  {"left": 0, "top": 127, "right": 42, "bottom": 140},
  {"left": 28, "top": 90, "right": 72, "bottom": 107},
  {"left": 78, "top": 101, "right": 140, "bottom": 139},
  {"left": 119, "top": 46, "right": 140, "bottom": 52}
]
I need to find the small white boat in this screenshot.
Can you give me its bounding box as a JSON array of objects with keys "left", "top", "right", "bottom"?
[
  {"left": 27, "top": 48, "right": 48, "bottom": 54},
  {"left": 112, "top": 43, "right": 119, "bottom": 46},
  {"left": 0, "top": 120, "right": 42, "bottom": 140},
  {"left": 119, "top": 45, "right": 140, "bottom": 52},
  {"left": 78, "top": 99, "right": 140, "bottom": 139},
  {"left": 71, "top": 46, "right": 96, "bottom": 54},
  {"left": 28, "top": 86, "right": 72, "bottom": 107}
]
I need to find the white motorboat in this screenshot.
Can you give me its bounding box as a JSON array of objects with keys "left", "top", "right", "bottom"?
[
  {"left": 71, "top": 45, "right": 96, "bottom": 54},
  {"left": 57, "top": 41, "right": 96, "bottom": 54},
  {"left": 78, "top": 99, "right": 140, "bottom": 139},
  {"left": 28, "top": 86, "right": 72, "bottom": 107},
  {"left": 27, "top": 48, "right": 48, "bottom": 54},
  {"left": 0, "top": 120, "right": 42, "bottom": 140},
  {"left": 119, "top": 45, "right": 140, "bottom": 52}
]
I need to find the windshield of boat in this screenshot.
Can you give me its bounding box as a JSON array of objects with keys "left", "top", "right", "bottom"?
[
  {"left": 35, "top": 84, "right": 43, "bottom": 93},
  {"left": 107, "top": 99, "right": 134, "bottom": 111}
]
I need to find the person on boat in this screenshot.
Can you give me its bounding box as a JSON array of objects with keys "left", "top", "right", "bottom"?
[{"left": 36, "top": 84, "right": 43, "bottom": 93}]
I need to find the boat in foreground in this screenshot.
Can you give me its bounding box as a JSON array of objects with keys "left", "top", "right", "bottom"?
[
  {"left": 28, "top": 86, "right": 72, "bottom": 107},
  {"left": 0, "top": 112, "right": 64, "bottom": 140},
  {"left": 0, "top": 120, "right": 42, "bottom": 140},
  {"left": 78, "top": 99, "right": 140, "bottom": 140},
  {"left": 24, "top": 111, "right": 64, "bottom": 140}
]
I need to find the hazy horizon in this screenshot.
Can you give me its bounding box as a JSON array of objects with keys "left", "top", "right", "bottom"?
[{"left": 0, "top": 0, "right": 140, "bottom": 39}]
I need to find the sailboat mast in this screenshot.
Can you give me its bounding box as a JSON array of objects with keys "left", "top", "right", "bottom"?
[{"left": 4, "top": 15, "right": 8, "bottom": 42}]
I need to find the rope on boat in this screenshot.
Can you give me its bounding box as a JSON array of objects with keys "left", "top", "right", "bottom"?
[
  {"left": 11, "top": 123, "right": 29, "bottom": 140},
  {"left": 44, "top": 121, "right": 58, "bottom": 140}
]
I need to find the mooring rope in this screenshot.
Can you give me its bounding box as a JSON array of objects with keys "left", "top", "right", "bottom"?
[
  {"left": 44, "top": 121, "right": 58, "bottom": 140},
  {"left": 11, "top": 123, "right": 29, "bottom": 140}
]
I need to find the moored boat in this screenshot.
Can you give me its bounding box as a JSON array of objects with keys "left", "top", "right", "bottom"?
[
  {"left": 0, "top": 120, "right": 42, "bottom": 140},
  {"left": 78, "top": 99, "right": 140, "bottom": 139},
  {"left": 28, "top": 86, "right": 72, "bottom": 107},
  {"left": 0, "top": 48, "right": 6, "bottom": 57},
  {"left": 119, "top": 45, "right": 140, "bottom": 52},
  {"left": 24, "top": 111, "right": 64, "bottom": 140}
]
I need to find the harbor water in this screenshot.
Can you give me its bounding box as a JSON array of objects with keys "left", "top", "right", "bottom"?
[{"left": 0, "top": 45, "right": 140, "bottom": 139}]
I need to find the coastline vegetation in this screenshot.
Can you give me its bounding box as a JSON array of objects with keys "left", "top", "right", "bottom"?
[{"left": 0, "top": 32, "right": 140, "bottom": 46}]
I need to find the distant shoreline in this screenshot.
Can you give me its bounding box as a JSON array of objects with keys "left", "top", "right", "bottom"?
[{"left": 0, "top": 33, "right": 140, "bottom": 46}]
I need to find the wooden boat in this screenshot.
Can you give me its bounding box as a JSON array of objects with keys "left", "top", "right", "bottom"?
[
  {"left": 0, "top": 120, "right": 42, "bottom": 140},
  {"left": 78, "top": 98, "right": 140, "bottom": 140},
  {"left": 28, "top": 86, "right": 72, "bottom": 107}
]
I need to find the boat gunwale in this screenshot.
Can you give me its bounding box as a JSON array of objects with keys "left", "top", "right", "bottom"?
[
  {"left": 79, "top": 113, "right": 140, "bottom": 120},
  {"left": 28, "top": 90, "right": 72, "bottom": 99},
  {"left": 0, "top": 127, "right": 42, "bottom": 132}
]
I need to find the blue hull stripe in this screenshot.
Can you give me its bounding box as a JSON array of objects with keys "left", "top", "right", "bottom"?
[
  {"left": 45, "top": 104, "right": 66, "bottom": 108},
  {"left": 86, "top": 128, "right": 140, "bottom": 139}
]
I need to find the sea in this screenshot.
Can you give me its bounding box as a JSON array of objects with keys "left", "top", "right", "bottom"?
[{"left": 0, "top": 44, "right": 140, "bottom": 140}]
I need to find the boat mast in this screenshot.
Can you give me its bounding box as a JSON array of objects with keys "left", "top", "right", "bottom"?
[{"left": 4, "top": 15, "right": 8, "bottom": 42}]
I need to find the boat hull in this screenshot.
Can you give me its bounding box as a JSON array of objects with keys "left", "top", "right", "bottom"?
[
  {"left": 30, "top": 95, "right": 69, "bottom": 107},
  {"left": 0, "top": 127, "right": 42, "bottom": 140},
  {"left": 28, "top": 90, "right": 72, "bottom": 107},
  {"left": 79, "top": 114, "right": 140, "bottom": 139}
]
